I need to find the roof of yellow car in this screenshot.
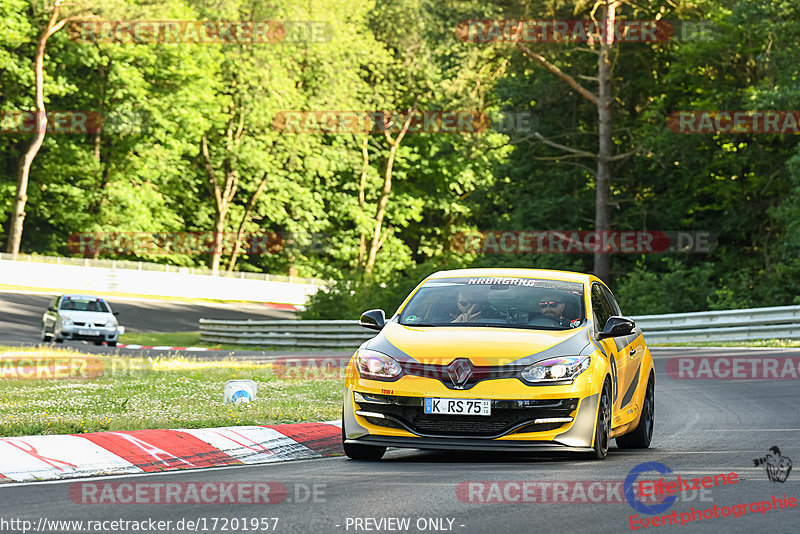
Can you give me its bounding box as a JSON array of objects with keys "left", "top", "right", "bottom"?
[{"left": 427, "top": 267, "right": 594, "bottom": 283}]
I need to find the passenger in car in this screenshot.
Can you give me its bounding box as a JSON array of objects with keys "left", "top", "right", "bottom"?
[{"left": 539, "top": 293, "right": 569, "bottom": 327}]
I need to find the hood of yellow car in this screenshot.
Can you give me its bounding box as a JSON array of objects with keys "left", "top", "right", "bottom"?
[{"left": 366, "top": 321, "right": 593, "bottom": 367}]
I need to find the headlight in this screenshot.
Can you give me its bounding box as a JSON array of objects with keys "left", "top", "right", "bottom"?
[
  {"left": 355, "top": 349, "right": 402, "bottom": 380},
  {"left": 105, "top": 318, "right": 117, "bottom": 327},
  {"left": 61, "top": 317, "right": 73, "bottom": 326},
  {"left": 521, "top": 356, "right": 590, "bottom": 383}
]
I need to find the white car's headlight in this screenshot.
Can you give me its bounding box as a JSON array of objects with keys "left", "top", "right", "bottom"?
[
  {"left": 521, "top": 356, "right": 590, "bottom": 383},
  {"left": 105, "top": 319, "right": 117, "bottom": 327},
  {"left": 61, "top": 317, "right": 73, "bottom": 326},
  {"left": 355, "top": 349, "right": 402, "bottom": 380}
]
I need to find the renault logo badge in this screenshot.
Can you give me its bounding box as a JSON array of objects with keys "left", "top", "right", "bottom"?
[{"left": 448, "top": 358, "right": 473, "bottom": 388}]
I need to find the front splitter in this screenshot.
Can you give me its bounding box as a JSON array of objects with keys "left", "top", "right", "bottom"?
[{"left": 346, "top": 435, "right": 594, "bottom": 453}]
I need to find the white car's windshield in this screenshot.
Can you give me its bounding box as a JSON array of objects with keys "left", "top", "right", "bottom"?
[
  {"left": 399, "top": 277, "right": 585, "bottom": 330},
  {"left": 59, "top": 297, "right": 110, "bottom": 313}
]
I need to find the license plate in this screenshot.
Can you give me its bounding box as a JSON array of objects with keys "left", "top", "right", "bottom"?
[
  {"left": 79, "top": 329, "right": 99, "bottom": 336},
  {"left": 424, "top": 398, "right": 491, "bottom": 416}
]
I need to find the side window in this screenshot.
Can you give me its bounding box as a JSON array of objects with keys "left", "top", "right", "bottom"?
[
  {"left": 591, "top": 284, "right": 612, "bottom": 329},
  {"left": 600, "top": 286, "right": 621, "bottom": 316}
]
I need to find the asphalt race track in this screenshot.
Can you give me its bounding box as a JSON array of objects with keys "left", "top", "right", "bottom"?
[
  {"left": 0, "top": 290, "right": 297, "bottom": 353},
  {"left": 0, "top": 346, "right": 797, "bottom": 533}
]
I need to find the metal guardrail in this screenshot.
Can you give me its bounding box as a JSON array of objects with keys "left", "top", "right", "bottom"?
[
  {"left": 199, "top": 319, "right": 374, "bottom": 348},
  {"left": 634, "top": 305, "right": 800, "bottom": 344},
  {"left": 200, "top": 305, "right": 800, "bottom": 348}
]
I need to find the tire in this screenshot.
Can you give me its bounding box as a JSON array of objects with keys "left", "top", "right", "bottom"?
[
  {"left": 616, "top": 375, "right": 654, "bottom": 449},
  {"left": 93, "top": 341, "right": 103, "bottom": 346},
  {"left": 41, "top": 324, "right": 51, "bottom": 342},
  {"left": 590, "top": 381, "right": 612, "bottom": 460},
  {"left": 107, "top": 341, "right": 117, "bottom": 347},
  {"left": 342, "top": 415, "right": 386, "bottom": 460},
  {"left": 54, "top": 336, "right": 64, "bottom": 343}
]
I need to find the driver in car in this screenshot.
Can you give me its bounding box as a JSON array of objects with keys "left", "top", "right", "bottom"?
[
  {"left": 451, "top": 288, "right": 505, "bottom": 323},
  {"left": 452, "top": 289, "right": 484, "bottom": 323}
]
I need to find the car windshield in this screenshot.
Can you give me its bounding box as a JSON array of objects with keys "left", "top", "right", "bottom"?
[
  {"left": 59, "top": 298, "right": 110, "bottom": 313},
  {"left": 399, "top": 277, "right": 585, "bottom": 330}
]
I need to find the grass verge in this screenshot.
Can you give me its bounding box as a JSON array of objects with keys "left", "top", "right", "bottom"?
[
  {"left": 120, "top": 331, "right": 204, "bottom": 347},
  {"left": 0, "top": 345, "right": 343, "bottom": 437}
]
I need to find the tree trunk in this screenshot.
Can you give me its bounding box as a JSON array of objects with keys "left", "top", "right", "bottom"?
[
  {"left": 357, "top": 134, "right": 369, "bottom": 267},
  {"left": 6, "top": 2, "right": 64, "bottom": 256},
  {"left": 201, "top": 124, "right": 240, "bottom": 275},
  {"left": 227, "top": 175, "right": 268, "bottom": 272},
  {"left": 364, "top": 143, "right": 398, "bottom": 273},
  {"left": 515, "top": 2, "right": 628, "bottom": 283},
  {"left": 211, "top": 207, "right": 227, "bottom": 274},
  {"left": 594, "top": 1, "right": 616, "bottom": 282},
  {"left": 364, "top": 106, "right": 418, "bottom": 273}
]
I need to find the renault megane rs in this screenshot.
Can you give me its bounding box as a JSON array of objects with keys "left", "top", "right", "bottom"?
[{"left": 342, "top": 268, "right": 655, "bottom": 460}]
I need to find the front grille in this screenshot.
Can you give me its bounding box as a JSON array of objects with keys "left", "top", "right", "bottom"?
[
  {"left": 355, "top": 393, "right": 578, "bottom": 438},
  {"left": 401, "top": 362, "right": 527, "bottom": 389}
]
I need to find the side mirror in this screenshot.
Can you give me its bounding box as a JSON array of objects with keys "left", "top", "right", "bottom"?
[
  {"left": 599, "top": 316, "right": 635, "bottom": 339},
  {"left": 113, "top": 311, "right": 120, "bottom": 316},
  {"left": 359, "top": 309, "right": 386, "bottom": 331}
]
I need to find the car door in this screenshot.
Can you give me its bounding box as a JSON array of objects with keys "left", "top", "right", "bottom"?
[
  {"left": 591, "top": 283, "right": 623, "bottom": 412},
  {"left": 600, "top": 285, "right": 644, "bottom": 423}
]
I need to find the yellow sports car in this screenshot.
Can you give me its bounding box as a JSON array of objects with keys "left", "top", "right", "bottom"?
[{"left": 342, "top": 268, "right": 655, "bottom": 460}]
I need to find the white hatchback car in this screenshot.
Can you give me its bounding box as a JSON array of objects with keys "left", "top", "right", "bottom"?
[{"left": 42, "top": 295, "right": 124, "bottom": 346}]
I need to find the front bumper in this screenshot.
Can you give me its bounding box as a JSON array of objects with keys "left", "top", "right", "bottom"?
[
  {"left": 344, "top": 386, "right": 600, "bottom": 450},
  {"left": 353, "top": 392, "right": 580, "bottom": 438},
  {"left": 59, "top": 325, "right": 120, "bottom": 342},
  {"left": 343, "top": 350, "right": 608, "bottom": 451}
]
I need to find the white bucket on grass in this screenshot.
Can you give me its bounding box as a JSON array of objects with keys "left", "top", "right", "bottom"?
[{"left": 224, "top": 379, "right": 257, "bottom": 404}]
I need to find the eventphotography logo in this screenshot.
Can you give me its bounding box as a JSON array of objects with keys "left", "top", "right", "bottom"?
[{"left": 753, "top": 446, "right": 792, "bottom": 483}]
